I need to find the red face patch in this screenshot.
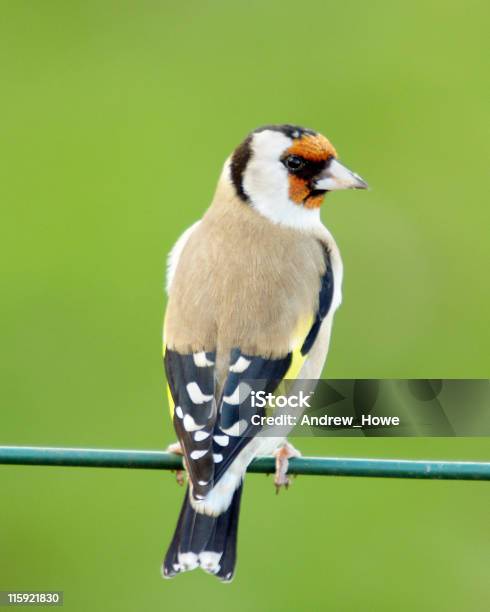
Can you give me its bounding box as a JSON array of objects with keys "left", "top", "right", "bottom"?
[
  {"left": 287, "top": 133, "right": 337, "bottom": 163},
  {"left": 286, "top": 134, "right": 337, "bottom": 208}
]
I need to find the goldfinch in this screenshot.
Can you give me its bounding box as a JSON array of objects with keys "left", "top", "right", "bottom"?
[{"left": 162, "top": 124, "right": 367, "bottom": 581}]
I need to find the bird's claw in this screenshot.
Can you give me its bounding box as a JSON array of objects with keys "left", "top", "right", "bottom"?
[
  {"left": 167, "top": 441, "right": 185, "bottom": 486},
  {"left": 174, "top": 469, "right": 185, "bottom": 486},
  {"left": 273, "top": 442, "right": 301, "bottom": 494},
  {"left": 275, "top": 480, "right": 289, "bottom": 495}
]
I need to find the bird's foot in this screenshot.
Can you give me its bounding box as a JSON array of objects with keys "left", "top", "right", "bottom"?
[
  {"left": 273, "top": 441, "right": 301, "bottom": 494},
  {"left": 167, "top": 441, "right": 185, "bottom": 486}
]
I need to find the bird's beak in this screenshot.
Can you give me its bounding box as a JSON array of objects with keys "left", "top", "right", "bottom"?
[{"left": 314, "top": 158, "right": 368, "bottom": 191}]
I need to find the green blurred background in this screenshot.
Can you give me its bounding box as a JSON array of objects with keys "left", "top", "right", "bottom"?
[{"left": 1, "top": 1, "right": 489, "bottom": 610}]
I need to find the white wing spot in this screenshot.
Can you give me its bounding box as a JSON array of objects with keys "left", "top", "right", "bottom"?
[
  {"left": 183, "top": 414, "right": 205, "bottom": 432},
  {"left": 213, "top": 435, "right": 229, "bottom": 447},
  {"left": 229, "top": 356, "right": 251, "bottom": 373},
  {"left": 199, "top": 551, "right": 222, "bottom": 574},
  {"left": 187, "top": 382, "right": 213, "bottom": 404},
  {"left": 198, "top": 479, "right": 209, "bottom": 486},
  {"left": 221, "top": 419, "right": 248, "bottom": 437},
  {"left": 223, "top": 382, "right": 251, "bottom": 405},
  {"left": 190, "top": 449, "right": 208, "bottom": 460},
  {"left": 175, "top": 406, "right": 183, "bottom": 419},
  {"left": 193, "top": 352, "right": 214, "bottom": 367},
  {"left": 194, "top": 430, "right": 210, "bottom": 442},
  {"left": 213, "top": 454, "right": 223, "bottom": 463},
  {"left": 178, "top": 552, "right": 199, "bottom": 571}
]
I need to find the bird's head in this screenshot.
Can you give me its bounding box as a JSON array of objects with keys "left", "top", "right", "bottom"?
[{"left": 228, "top": 124, "right": 367, "bottom": 228}]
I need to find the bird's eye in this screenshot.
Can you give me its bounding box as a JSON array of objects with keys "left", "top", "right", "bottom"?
[{"left": 283, "top": 155, "right": 305, "bottom": 172}]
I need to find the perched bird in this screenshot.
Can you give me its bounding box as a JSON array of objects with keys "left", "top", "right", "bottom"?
[{"left": 162, "top": 124, "right": 367, "bottom": 581}]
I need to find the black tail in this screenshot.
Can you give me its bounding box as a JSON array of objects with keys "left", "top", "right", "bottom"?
[{"left": 162, "top": 484, "right": 243, "bottom": 582}]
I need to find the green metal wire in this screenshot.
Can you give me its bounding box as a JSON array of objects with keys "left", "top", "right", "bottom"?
[{"left": 0, "top": 446, "right": 489, "bottom": 480}]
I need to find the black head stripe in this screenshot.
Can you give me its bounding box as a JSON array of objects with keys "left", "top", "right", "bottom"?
[
  {"left": 254, "top": 124, "right": 317, "bottom": 139},
  {"left": 230, "top": 135, "right": 252, "bottom": 202},
  {"left": 283, "top": 155, "right": 331, "bottom": 180},
  {"left": 230, "top": 125, "right": 320, "bottom": 202}
]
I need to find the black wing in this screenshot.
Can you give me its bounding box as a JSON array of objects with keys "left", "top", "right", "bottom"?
[
  {"left": 165, "top": 347, "right": 292, "bottom": 498},
  {"left": 301, "top": 247, "right": 334, "bottom": 356},
  {"left": 165, "top": 349, "right": 217, "bottom": 499},
  {"left": 212, "top": 348, "right": 292, "bottom": 485}
]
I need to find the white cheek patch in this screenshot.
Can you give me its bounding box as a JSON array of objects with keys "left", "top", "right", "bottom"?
[
  {"left": 241, "top": 130, "right": 323, "bottom": 231},
  {"left": 243, "top": 131, "right": 290, "bottom": 205}
]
